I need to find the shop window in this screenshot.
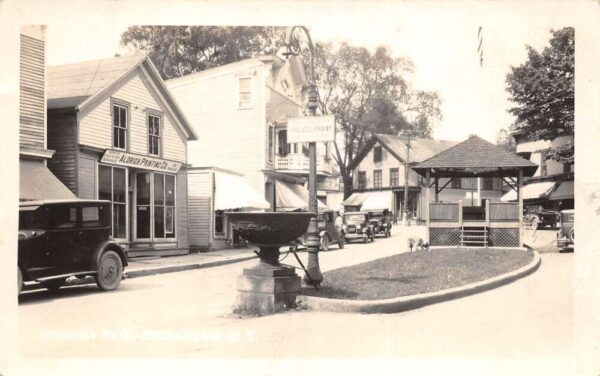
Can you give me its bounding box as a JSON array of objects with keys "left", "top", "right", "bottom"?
[
  {"left": 112, "top": 103, "right": 128, "bottom": 150},
  {"left": 153, "top": 173, "right": 176, "bottom": 239},
  {"left": 99, "top": 165, "right": 127, "bottom": 238},
  {"left": 373, "top": 146, "right": 383, "bottom": 163},
  {"left": 451, "top": 178, "right": 462, "bottom": 189},
  {"left": 238, "top": 77, "right": 252, "bottom": 109},
  {"left": 148, "top": 114, "right": 161, "bottom": 156},
  {"left": 483, "top": 177, "right": 494, "bottom": 190},
  {"left": 390, "top": 168, "right": 399, "bottom": 187},
  {"left": 357, "top": 171, "right": 367, "bottom": 190},
  {"left": 374, "top": 170, "right": 382, "bottom": 188},
  {"left": 215, "top": 210, "right": 225, "bottom": 237}
]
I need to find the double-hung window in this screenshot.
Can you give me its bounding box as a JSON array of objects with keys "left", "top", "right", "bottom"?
[
  {"left": 373, "top": 170, "right": 382, "bottom": 188},
  {"left": 390, "top": 168, "right": 399, "bottom": 187},
  {"left": 373, "top": 146, "right": 383, "bottom": 163},
  {"left": 148, "top": 114, "right": 161, "bottom": 156},
  {"left": 112, "top": 103, "right": 127, "bottom": 150},
  {"left": 238, "top": 77, "right": 252, "bottom": 109}
]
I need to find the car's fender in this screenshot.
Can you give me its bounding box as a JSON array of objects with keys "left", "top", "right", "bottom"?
[
  {"left": 91, "top": 240, "right": 128, "bottom": 271},
  {"left": 319, "top": 230, "right": 329, "bottom": 240}
]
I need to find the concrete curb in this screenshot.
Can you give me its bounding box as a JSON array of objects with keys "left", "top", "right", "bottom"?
[
  {"left": 124, "top": 255, "right": 257, "bottom": 279},
  {"left": 299, "top": 251, "right": 541, "bottom": 314},
  {"left": 22, "top": 255, "right": 257, "bottom": 292}
]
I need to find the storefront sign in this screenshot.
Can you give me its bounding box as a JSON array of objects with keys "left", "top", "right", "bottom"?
[
  {"left": 101, "top": 150, "right": 182, "bottom": 173},
  {"left": 318, "top": 176, "right": 340, "bottom": 191},
  {"left": 287, "top": 114, "right": 335, "bottom": 143}
]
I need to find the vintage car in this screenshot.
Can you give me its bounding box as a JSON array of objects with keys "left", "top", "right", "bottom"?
[
  {"left": 557, "top": 209, "right": 574, "bottom": 252},
  {"left": 367, "top": 209, "right": 393, "bottom": 238},
  {"left": 18, "top": 199, "right": 128, "bottom": 293},
  {"left": 297, "top": 210, "right": 344, "bottom": 251},
  {"left": 523, "top": 205, "right": 560, "bottom": 229},
  {"left": 343, "top": 211, "right": 375, "bottom": 243}
]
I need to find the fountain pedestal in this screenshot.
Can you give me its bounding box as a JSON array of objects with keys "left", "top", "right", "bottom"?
[
  {"left": 228, "top": 213, "right": 314, "bottom": 315},
  {"left": 236, "top": 247, "right": 301, "bottom": 314}
]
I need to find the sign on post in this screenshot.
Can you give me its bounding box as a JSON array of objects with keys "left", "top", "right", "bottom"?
[{"left": 287, "top": 114, "right": 335, "bottom": 143}]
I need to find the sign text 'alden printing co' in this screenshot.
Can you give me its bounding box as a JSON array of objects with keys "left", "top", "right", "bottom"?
[
  {"left": 287, "top": 114, "right": 335, "bottom": 143},
  {"left": 101, "top": 150, "right": 182, "bottom": 173}
]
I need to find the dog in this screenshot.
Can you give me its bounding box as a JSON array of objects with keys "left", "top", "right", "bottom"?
[{"left": 407, "top": 237, "right": 430, "bottom": 252}]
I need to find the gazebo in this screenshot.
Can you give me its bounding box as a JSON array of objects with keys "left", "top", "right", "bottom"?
[{"left": 411, "top": 135, "right": 538, "bottom": 249}]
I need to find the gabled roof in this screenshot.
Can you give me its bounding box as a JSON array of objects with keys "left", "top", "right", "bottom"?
[
  {"left": 47, "top": 54, "right": 197, "bottom": 140},
  {"left": 412, "top": 135, "right": 538, "bottom": 178},
  {"left": 348, "top": 133, "right": 458, "bottom": 170},
  {"left": 266, "top": 87, "right": 302, "bottom": 124}
]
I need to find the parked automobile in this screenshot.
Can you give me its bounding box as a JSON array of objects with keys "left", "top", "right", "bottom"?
[
  {"left": 557, "top": 209, "right": 574, "bottom": 252},
  {"left": 18, "top": 199, "right": 128, "bottom": 294},
  {"left": 297, "top": 210, "right": 344, "bottom": 251},
  {"left": 343, "top": 211, "right": 375, "bottom": 243},
  {"left": 523, "top": 205, "right": 560, "bottom": 229},
  {"left": 367, "top": 209, "right": 393, "bottom": 238}
]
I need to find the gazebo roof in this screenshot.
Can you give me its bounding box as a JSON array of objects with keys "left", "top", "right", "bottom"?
[{"left": 412, "top": 135, "right": 538, "bottom": 178}]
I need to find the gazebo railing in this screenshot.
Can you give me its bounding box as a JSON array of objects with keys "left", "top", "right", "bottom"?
[{"left": 427, "top": 200, "right": 521, "bottom": 248}]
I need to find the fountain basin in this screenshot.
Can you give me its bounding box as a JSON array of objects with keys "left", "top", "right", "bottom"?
[
  {"left": 227, "top": 212, "right": 315, "bottom": 315},
  {"left": 226, "top": 212, "right": 314, "bottom": 246}
]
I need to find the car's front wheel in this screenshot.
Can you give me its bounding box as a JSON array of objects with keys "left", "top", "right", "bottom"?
[
  {"left": 41, "top": 278, "right": 66, "bottom": 291},
  {"left": 96, "top": 250, "right": 123, "bottom": 291},
  {"left": 531, "top": 217, "right": 540, "bottom": 230},
  {"left": 569, "top": 228, "right": 574, "bottom": 243}
]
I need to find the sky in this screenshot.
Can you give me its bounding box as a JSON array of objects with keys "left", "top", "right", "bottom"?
[{"left": 41, "top": 1, "right": 567, "bottom": 143}]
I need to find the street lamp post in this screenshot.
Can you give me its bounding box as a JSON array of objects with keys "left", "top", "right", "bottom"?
[{"left": 284, "top": 26, "right": 323, "bottom": 287}]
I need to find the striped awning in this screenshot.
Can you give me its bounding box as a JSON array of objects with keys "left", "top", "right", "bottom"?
[
  {"left": 20, "top": 160, "right": 75, "bottom": 201},
  {"left": 275, "top": 180, "right": 328, "bottom": 211},
  {"left": 341, "top": 191, "right": 393, "bottom": 211}
]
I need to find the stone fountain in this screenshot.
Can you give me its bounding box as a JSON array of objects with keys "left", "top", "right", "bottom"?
[{"left": 227, "top": 212, "right": 314, "bottom": 315}]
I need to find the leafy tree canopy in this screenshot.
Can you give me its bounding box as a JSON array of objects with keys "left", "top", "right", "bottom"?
[
  {"left": 121, "top": 26, "right": 284, "bottom": 79},
  {"left": 506, "top": 27, "right": 574, "bottom": 163},
  {"left": 313, "top": 42, "right": 441, "bottom": 197}
]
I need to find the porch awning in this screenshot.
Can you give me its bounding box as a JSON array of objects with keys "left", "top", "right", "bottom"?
[
  {"left": 20, "top": 160, "right": 75, "bottom": 201},
  {"left": 361, "top": 191, "right": 394, "bottom": 211},
  {"left": 549, "top": 180, "right": 574, "bottom": 200},
  {"left": 341, "top": 191, "right": 393, "bottom": 211},
  {"left": 214, "top": 172, "right": 270, "bottom": 210},
  {"left": 500, "top": 181, "right": 556, "bottom": 202},
  {"left": 341, "top": 192, "right": 367, "bottom": 206},
  {"left": 276, "top": 180, "right": 328, "bottom": 211}
]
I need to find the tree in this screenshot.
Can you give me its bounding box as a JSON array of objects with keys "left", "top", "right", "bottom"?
[
  {"left": 313, "top": 42, "right": 441, "bottom": 198},
  {"left": 506, "top": 27, "right": 574, "bottom": 163},
  {"left": 496, "top": 128, "right": 516, "bottom": 152},
  {"left": 120, "top": 26, "right": 284, "bottom": 79}
]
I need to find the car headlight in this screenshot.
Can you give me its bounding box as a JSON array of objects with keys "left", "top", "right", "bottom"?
[
  {"left": 383, "top": 223, "right": 388, "bottom": 227},
  {"left": 356, "top": 224, "right": 361, "bottom": 230}
]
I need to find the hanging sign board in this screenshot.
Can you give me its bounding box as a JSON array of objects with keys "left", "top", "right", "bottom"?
[
  {"left": 287, "top": 114, "right": 335, "bottom": 143},
  {"left": 101, "top": 150, "right": 182, "bottom": 173}
]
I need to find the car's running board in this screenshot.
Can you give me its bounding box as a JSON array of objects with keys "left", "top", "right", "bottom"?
[{"left": 36, "top": 271, "right": 97, "bottom": 282}]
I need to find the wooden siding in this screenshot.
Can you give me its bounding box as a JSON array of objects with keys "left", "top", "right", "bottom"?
[
  {"left": 47, "top": 110, "right": 78, "bottom": 194},
  {"left": 176, "top": 169, "right": 189, "bottom": 249},
  {"left": 20, "top": 34, "right": 45, "bottom": 150},
  {"left": 187, "top": 170, "right": 213, "bottom": 250},
  {"left": 79, "top": 69, "right": 186, "bottom": 162},
  {"left": 78, "top": 154, "right": 97, "bottom": 199},
  {"left": 167, "top": 66, "right": 267, "bottom": 196}
]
